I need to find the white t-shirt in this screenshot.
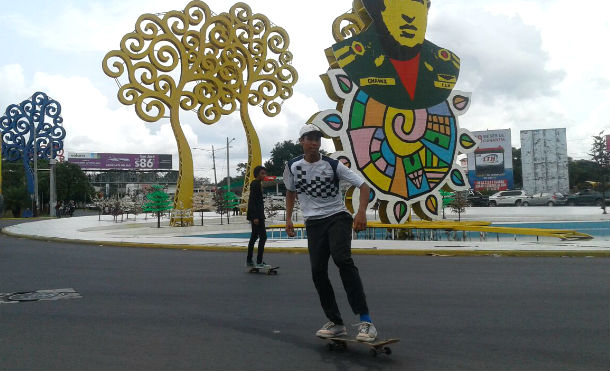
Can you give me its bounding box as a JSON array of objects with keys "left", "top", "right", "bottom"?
[{"left": 283, "top": 155, "right": 365, "bottom": 221}]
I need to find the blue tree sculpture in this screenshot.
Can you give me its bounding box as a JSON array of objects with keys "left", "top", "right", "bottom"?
[{"left": 0, "top": 92, "right": 66, "bottom": 196}]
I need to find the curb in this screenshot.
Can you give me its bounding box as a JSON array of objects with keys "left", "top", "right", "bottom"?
[{"left": 2, "top": 228, "right": 609, "bottom": 258}]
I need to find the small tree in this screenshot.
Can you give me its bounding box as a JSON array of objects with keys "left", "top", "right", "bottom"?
[
  {"left": 449, "top": 191, "right": 469, "bottom": 221},
  {"left": 236, "top": 162, "right": 248, "bottom": 177},
  {"left": 371, "top": 200, "right": 380, "bottom": 220},
  {"left": 264, "top": 196, "right": 285, "bottom": 220},
  {"left": 213, "top": 189, "right": 227, "bottom": 225},
  {"left": 143, "top": 185, "right": 173, "bottom": 228},
  {"left": 225, "top": 191, "right": 240, "bottom": 224},
  {"left": 589, "top": 132, "right": 610, "bottom": 214},
  {"left": 192, "top": 186, "right": 215, "bottom": 226}
]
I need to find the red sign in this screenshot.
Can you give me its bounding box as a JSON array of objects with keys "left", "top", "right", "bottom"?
[
  {"left": 606, "top": 135, "right": 610, "bottom": 152},
  {"left": 474, "top": 179, "right": 508, "bottom": 191},
  {"left": 263, "top": 176, "right": 277, "bottom": 181}
]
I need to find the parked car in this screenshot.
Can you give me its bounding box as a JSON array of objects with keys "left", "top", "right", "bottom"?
[
  {"left": 465, "top": 190, "right": 490, "bottom": 207},
  {"left": 522, "top": 192, "right": 567, "bottom": 206},
  {"left": 488, "top": 190, "right": 527, "bottom": 206},
  {"left": 566, "top": 189, "right": 606, "bottom": 206}
]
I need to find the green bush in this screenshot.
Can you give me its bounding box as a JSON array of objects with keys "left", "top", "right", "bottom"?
[{"left": 2, "top": 186, "right": 30, "bottom": 217}]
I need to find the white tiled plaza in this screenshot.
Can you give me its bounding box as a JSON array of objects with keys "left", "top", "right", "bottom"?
[{"left": 3, "top": 206, "right": 609, "bottom": 254}]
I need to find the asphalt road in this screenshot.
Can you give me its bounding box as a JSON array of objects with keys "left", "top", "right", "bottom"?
[{"left": 1, "top": 219, "right": 608, "bottom": 371}]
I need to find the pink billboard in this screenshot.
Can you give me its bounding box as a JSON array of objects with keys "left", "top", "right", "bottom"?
[{"left": 68, "top": 153, "right": 172, "bottom": 170}]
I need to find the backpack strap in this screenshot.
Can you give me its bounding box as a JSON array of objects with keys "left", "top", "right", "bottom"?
[
  {"left": 286, "top": 155, "right": 304, "bottom": 175},
  {"left": 321, "top": 156, "right": 340, "bottom": 187}
]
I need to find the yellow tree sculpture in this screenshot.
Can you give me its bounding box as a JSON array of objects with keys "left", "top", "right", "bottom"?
[{"left": 103, "top": 1, "right": 298, "bottom": 226}]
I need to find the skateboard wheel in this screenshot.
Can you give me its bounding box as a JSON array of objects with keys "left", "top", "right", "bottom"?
[
  {"left": 383, "top": 346, "right": 392, "bottom": 355},
  {"left": 369, "top": 349, "right": 378, "bottom": 357}
]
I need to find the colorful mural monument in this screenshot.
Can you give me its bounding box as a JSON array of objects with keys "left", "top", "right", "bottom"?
[
  {"left": 103, "top": 1, "right": 298, "bottom": 226},
  {"left": 309, "top": 0, "right": 478, "bottom": 223}
]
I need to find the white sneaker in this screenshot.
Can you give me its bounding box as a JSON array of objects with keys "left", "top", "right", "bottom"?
[
  {"left": 355, "top": 322, "right": 378, "bottom": 342},
  {"left": 316, "top": 321, "right": 347, "bottom": 338}
]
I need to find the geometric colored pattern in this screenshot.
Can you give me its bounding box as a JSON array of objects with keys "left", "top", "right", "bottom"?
[
  {"left": 295, "top": 165, "right": 339, "bottom": 198},
  {"left": 311, "top": 70, "right": 478, "bottom": 223}
]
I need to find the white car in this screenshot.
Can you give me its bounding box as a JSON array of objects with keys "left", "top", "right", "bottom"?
[{"left": 488, "top": 190, "right": 528, "bottom": 206}]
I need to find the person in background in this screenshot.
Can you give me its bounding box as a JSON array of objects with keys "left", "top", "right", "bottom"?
[{"left": 246, "top": 165, "right": 268, "bottom": 268}]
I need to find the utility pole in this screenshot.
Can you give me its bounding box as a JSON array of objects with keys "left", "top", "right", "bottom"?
[
  {"left": 226, "top": 137, "right": 230, "bottom": 224},
  {"left": 211, "top": 145, "right": 222, "bottom": 225},
  {"left": 226, "top": 137, "right": 230, "bottom": 195},
  {"left": 211, "top": 145, "right": 218, "bottom": 190},
  {"left": 49, "top": 143, "right": 57, "bottom": 217}
]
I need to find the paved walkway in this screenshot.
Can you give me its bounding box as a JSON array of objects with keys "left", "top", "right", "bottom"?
[{"left": 3, "top": 207, "right": 609, "bottom": 255}]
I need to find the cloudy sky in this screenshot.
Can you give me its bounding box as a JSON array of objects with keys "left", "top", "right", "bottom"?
[{"left": 1, "top": 0, "right": 608, "bottom": 180}]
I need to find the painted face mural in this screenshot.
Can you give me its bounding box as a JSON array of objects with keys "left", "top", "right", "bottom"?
[
  {"left": 310, "top": 0, "right": 478, "bottom": 223},
  {"left": 381, "top": 0, "right": 429, "bottom": 48}
]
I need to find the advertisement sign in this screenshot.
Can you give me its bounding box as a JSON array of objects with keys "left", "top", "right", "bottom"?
[
  {"left": 68, "top": 153, "right": 172, "bottom": 170},
  {"left": 467, "top": 130, "right": 514, "bottom": 191},
  {"left": 520, "top": 128, "right": 569, "bottom": 195}
]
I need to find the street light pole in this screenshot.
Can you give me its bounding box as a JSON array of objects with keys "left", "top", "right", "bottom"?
[
  {"left": 227, "top": 137, "right": 230, "bottom": 195},
  {"left": 33, "top": 119, "right": 39, "bottom": 216},
  {"left": 226, "top": 137, "right": 236, "bottom": 224}
]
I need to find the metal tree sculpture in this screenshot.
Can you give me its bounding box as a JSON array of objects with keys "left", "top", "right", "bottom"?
[
  {"left": 102, "top": 1, "right": 298, "bottom": 226},
  {"left": 0, "top": 91, "right": 66, "bottom": 199}
]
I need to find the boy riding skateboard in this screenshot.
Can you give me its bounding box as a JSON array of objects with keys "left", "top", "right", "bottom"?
[
  {"left": 246, "top": 165, "right": 268, "bottom": 268},
  {"left": 283, "top": 124, "right": 378, "bottom": 342}
]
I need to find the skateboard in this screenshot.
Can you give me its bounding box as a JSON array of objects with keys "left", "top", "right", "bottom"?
[
  {"left": 246, "top": 265, "right": 279, "bottom": 275},
  {"left": 320, "top": 336, "right": 399, "bottom": 357}
]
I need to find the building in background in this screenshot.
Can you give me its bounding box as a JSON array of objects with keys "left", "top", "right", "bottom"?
[
  {"left": 606, "top": 134, "right": 610, "bottom": 152},
  {"left": 467, "top": 129, "right": 514, "bottom": 191},
  {"left": 520, "top": 128, "right": 569, "bottom": 196},
  {"left": 68, "top": 153, "right": 177, "bottom": 197}
]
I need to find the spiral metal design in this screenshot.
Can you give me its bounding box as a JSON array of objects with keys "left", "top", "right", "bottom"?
[
  {"left": 102, "top": 1, "right": 298, "bottom": 225},
  {"left": 0, "top": 92, "right": 65, "bottom": 195},
  {"left": 102, "top": 1, "right": 297, "bottom": 124}
]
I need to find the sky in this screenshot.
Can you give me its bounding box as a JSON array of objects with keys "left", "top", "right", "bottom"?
[{"left": 0, "top": 0, "right": 608, "bottom": 181}]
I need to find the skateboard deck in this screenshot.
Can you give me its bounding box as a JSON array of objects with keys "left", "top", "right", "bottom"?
[
  {"left": 319, "top": 336, "right": 400, "bottom": 356},
  {"left": 246, "top": 266, "right": 279, "bottom": 275}
]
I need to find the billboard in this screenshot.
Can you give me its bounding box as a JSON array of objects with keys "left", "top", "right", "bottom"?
[
  {"left": 68, "top": 153, "right": 172, "bottom": 170},
  {"left": 467, "top": 129, "right": 514, "bottom": 191},
  {"left": 520, "top": 128, "right": 569, "bottom": 196}
]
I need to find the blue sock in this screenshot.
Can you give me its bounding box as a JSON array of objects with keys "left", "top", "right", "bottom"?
[{"left": 360, "top": 314, "right": 372, "bottom": 323}]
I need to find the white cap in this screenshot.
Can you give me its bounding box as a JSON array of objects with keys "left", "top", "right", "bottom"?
[{"left": 299, "top": 124, "right": 322, "bottom": 139}]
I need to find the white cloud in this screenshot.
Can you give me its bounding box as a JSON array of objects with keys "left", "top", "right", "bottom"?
[
  {"left": 1, "top": 0, "right": 609, "bottom": 181},
  {"left": 0, "top": 65, "right": 200, "bottom": 171}
]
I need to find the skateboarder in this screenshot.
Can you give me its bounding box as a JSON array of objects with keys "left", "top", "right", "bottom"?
[
  {"left": 283, "top": 124, "right": 378, "bottom": 342},
  {"left": 246, "top": 165, "right": 268, "bottom": 268}
]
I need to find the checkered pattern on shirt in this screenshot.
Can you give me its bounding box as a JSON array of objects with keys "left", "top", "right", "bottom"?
[{"left": 295, "top": 165, "right": 339, "bottom": 198}]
